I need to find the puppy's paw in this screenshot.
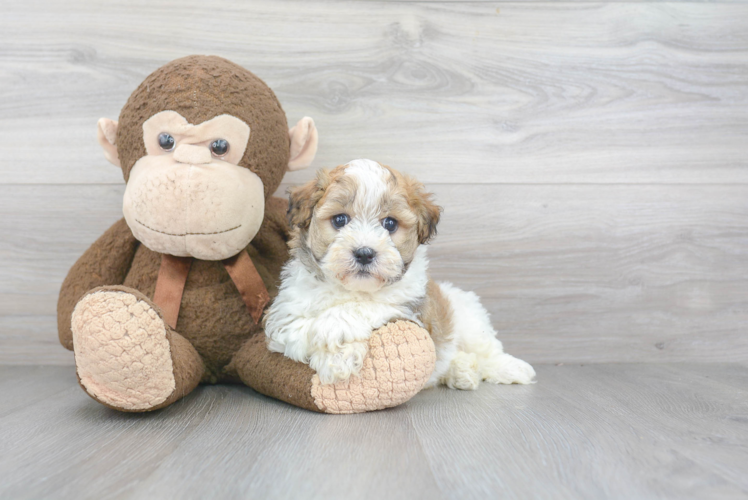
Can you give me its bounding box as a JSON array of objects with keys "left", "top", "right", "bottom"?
[
  {"left": 441, "top": 351, "right": 481, "bottom": 390},
  {"left": 309, "top": 341, "right": 369, "bottom": 385},
  {"left": 482, "top": 353, "right": 536, "bottom": 385},
  {"left": 310, "top": 309, "right": 375, "bottom": 349}
]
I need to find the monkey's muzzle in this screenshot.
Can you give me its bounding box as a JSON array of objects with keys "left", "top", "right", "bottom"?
[{"left": 123, "top": 158, "right": 265, "bottom": 261}]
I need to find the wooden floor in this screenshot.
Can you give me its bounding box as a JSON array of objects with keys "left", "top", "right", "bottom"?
[{"left": 1, "top": 364, "right": 746, "bottom": 500}]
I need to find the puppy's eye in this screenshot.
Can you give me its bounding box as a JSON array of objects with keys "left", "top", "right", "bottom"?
[
  {"left": 158, "top": 133, "right": 175, "bottom": 151},
  {"left": 210, "top": 139, "right": 230, "bottom": 157},
  {"left": 382, "top": 217, "right": 398, "bottom": 233},
  {"left": 331, "top": 214, "right": 350, "bottom": 229}
]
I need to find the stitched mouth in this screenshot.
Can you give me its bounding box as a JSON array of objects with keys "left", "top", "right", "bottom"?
[{"left": 135, "top": 219, "right": 241, "bottom": 237}]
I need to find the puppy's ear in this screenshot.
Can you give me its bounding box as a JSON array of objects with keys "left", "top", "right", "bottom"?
[
  {"left": 287, "top": 171, "right": 328, "bottom": 230},
  {"left": 405, "top": 176, "right": 442, "bottom": 244}
]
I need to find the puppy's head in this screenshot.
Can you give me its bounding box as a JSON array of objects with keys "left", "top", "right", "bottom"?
[{"left": 288, "top": 159, "right": 441, "bottom": 292}]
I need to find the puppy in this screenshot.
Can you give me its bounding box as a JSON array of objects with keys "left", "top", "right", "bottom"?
[{"left": 265, "top": 159, "right": 536, "bottom": 389}]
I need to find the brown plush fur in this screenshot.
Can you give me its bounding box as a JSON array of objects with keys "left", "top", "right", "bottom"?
[
  {"left": 59, "top": 55, "right": 293, "bottom": 383},
  {"left": 116, "top": 55, "right": 290, "bottom": 199},
  {"left": 124, "top": 196, "right": 290, "bottom": 381},
  {"left": 229, "top": 333, "right": 320, "bottom": 412},
  {"left": 59, "top": 197, "right": 291, "bottom": 383},
  {"left": 57, "top": 218, "right": 139, "bottom": 351},
  {"left": 58, "top": 56, "right": 301, "bottom": 403}
]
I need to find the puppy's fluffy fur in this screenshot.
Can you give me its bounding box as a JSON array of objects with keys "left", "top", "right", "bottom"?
[{"left": 265, "top": 159, "right": 535, "bottom": 388}]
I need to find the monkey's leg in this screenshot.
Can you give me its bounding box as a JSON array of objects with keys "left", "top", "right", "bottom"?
[
  {"left": 231, "top": 320, "right": 436, "bottom": 414},
  {"left": 71, "top": 286, "right": 204, "bottom": 412},
  {"left": 58, "top": 218, "right": 139, "bottom": 351}
]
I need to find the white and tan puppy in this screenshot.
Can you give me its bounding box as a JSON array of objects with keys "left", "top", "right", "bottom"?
[{"left": 265, "top": 159, "right": 536, "bottom": 389}]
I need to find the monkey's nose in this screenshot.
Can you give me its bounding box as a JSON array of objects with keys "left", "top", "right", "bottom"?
[
  {"left": 173, "top": 144, "right": 212, "bottom": 165},
  {"left": 353, "top": 247, "right": 376, "bottom": 265}
]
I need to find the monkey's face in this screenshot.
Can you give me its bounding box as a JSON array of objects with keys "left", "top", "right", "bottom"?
[
  {"left": 97, "top": 56, "right": 319, "bottom": 261},
  {"left": 122, "top": 111, "right": 264, "bottom": 261}
]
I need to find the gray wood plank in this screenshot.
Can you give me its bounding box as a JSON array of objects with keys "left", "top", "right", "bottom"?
[
  {"left": 569, "top": 364, "right": 748, "bottom": 491},
  {"left": 1, "top": 1, "right": 747, "bottom": 184},
  {"left": 0, "top": 380, "right": 228, "bottom": 499},
  {"left": 3, "top": 183, "right": 746, "bottom": 365},
  {"left": 426, "top": 183, "right": 748, "bottom": 364},
  {"left": 0, "top": 316, "right": 72, "bottom": 365},
  {"left": 410, "top": 363, "right": 748, "bottom": 499},
  {"left": 0, "top": 367, "right": 443, "bottom": 500},
  {"left": 1, "top": 364, "right": 746, "bottom": 499},
  {"left": 0, "top": 365, "right": 75, "bottom": 418},
  {"left": 659, "top": 363, "right": 748, "bottom": 396},
  {"left": 129, "top": 394, "right": 445, "bottom": 500}
]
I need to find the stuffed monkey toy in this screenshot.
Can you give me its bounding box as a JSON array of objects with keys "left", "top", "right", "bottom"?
[{"left": 57, "top": 55, "right": 436, "bottom": 414}]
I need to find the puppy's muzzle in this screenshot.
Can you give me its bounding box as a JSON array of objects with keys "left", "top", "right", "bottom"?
[{"left": 353, "top": 247, "right": 376, "bottom": 266}]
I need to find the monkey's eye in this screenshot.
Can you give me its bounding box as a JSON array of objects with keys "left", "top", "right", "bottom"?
[
  {"left": 382, "top": 217, "right": 398, "bottom": 233},
  {"left": 331, "top": 214, "right": 350, "bottom": 229},
  {"left": 210, "top": 139, "right": 229, "bottom": 157},
  {"left": 158, "top": 133, "right": 175, "bottom": 151}
]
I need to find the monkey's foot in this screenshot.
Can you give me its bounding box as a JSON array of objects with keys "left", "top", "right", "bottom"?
[
  {"left": 311, "top": 321, "right": 436, "bottom": 414},
  {"left": 71, "top": 287, "right": 201, "bottom": 412}
]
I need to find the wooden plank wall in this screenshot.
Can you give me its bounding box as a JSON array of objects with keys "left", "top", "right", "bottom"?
[{"left": 1, "top": 0, "right": 747, "bottom": 365}]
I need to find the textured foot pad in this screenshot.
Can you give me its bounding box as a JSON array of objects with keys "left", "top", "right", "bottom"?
[
  {"left": 310, "top": 320, "right": 436, "bottom": 414},
  {"left": 72, "top": 290, "right": 175, "bottom": 411}
]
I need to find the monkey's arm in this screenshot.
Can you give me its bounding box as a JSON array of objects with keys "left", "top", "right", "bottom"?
[
  {"left": 232, "top": 320, "right": 436, "bottom": 414},
  {"left": 57, "top": 218, "right": 139, "bottom": 350}
]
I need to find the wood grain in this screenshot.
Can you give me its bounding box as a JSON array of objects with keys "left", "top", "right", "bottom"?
[
  {"left": 410, "top": 363, "right": 748, "bottom": 499},
  {"left": 2, "top": 2, "right": 747, "bottom": 499},
  {"left": 2, "top": 182, "right": 746, "bottom": 365},
  {"left": 1, "top": 1, "right": 747, "bottom": 365},
  {"left": 1, "top": 2, "right": 747, "bottom": 184},
  {"left": 1, "top": 364, "right": 746, "bottom": 499}
]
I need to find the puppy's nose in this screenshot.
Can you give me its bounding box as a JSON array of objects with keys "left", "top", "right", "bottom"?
[{"left": 353, "top": 247, "right": 376, "bottom": 265}]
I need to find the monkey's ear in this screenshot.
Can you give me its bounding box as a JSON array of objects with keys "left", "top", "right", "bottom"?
[
  {"left": 97, "top": 118, "right": 121, "bottom": 168},
  {"left": 288, "top": 117, "right": 318, "bottom": 171}
]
